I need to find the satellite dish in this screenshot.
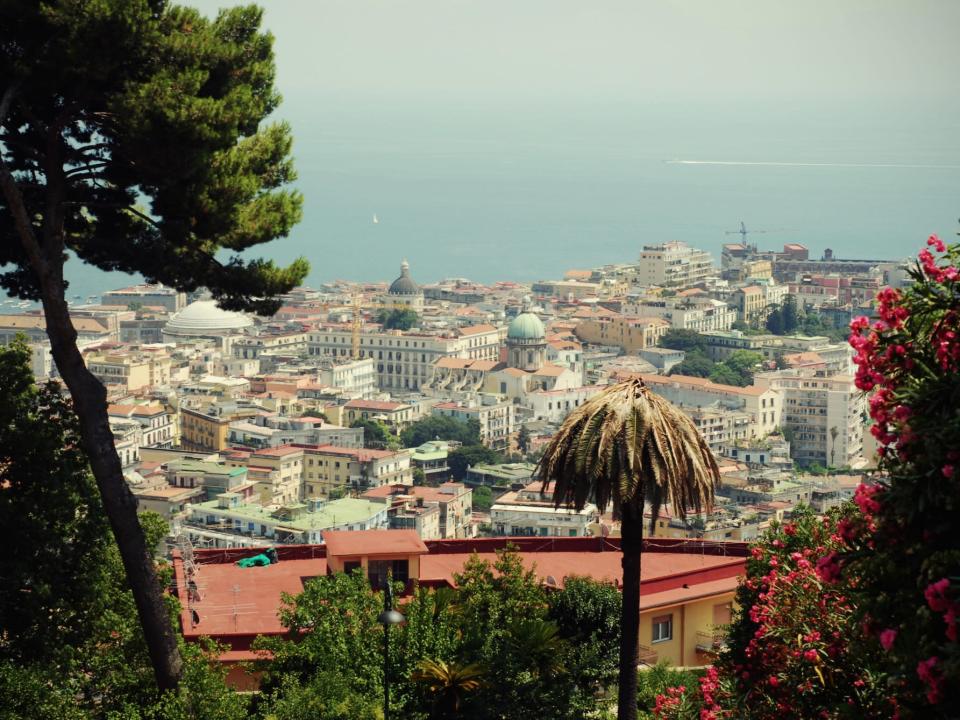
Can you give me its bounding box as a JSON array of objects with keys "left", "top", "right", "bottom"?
[{"left": 545, "top": 575, "right": 558, "bottom": 587}]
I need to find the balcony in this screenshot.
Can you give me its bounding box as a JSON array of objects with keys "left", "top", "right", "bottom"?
[
  {"left": 637, "top": 644, "right": 658, "bottom": 666},
  {"left": 696, "top": 630, "right": 726, "bottom": 655}
]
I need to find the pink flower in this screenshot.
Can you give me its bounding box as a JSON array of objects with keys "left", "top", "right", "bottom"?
[
  {"left": 853, "top": 483, "right": 883, "bottom": 516},
  {"left": 803, "top": 649, "right": 818, "bottom": 662},
  {"left": 917, "top": 657, "right": 943, "bottom": 704},
  {"left": 879, "top": 628, "right": 897, "bottom": 651},
  {"left": 942, "top": 464, "right": 955, "bottom": 479},
  {"left": 928, "top": 234, "right": 946, "bottom": 253},
  {"left": 768, "top": 675, "right": 779, "bottom": 687},
  {"left": 925, "top": 578, "right": 952, "bottom": 612},
  {"left": 816, "top": 552, "right": 843, "bottom": 584}
]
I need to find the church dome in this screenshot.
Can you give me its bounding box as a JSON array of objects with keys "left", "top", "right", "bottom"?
[
  {"left": 388, "top": 259, "right": 421, "bottom": 296},
  {"left": 507, "top": 312, "right": 545, "bottom": 341},
  {"left": 163, "top": 299, "right": 253, "bottom": 336}
]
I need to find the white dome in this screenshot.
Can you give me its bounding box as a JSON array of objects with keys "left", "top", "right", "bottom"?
[{"left": 164, "top": 300, "right": 253, "bottom": 336}]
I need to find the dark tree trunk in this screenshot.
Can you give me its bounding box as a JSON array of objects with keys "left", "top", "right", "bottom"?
[
  {"left": 617, "top": 503, "right": 643, "bottom": 720},
  {"left": 40, "top": 284, "right": 184, "bottom": 691},
  {"left": 1, "top": 146, "right": 183, "bottom": 691}
]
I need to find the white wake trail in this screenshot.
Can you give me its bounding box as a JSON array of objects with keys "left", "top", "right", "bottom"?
[{"left": 666, "top": 159, "right": 960, "bottom": 170}]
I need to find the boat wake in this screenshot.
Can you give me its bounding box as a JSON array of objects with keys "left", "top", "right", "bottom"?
[{"left": 667, "top": 159, "right": 960, "bottom": 169}]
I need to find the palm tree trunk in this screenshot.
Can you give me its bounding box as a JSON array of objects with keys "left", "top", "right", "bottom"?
[{"left": 617, "top": 503, "right": 643, "bottom": 720}]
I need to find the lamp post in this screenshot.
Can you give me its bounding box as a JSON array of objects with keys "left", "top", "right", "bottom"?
[{"left": 377, "top": 572, "right": 405, "bottom": 720}]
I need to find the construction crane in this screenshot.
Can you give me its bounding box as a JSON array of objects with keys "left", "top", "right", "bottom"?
[
  {"left": 725, "top": 221, "right": 788, "bottom": 254},
  {"left": 351, "top": 290, "right": 362, "bottom": 360}
]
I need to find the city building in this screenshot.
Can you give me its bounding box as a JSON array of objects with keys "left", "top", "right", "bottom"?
[
  {"left": 301, "top": 444, "right": 413, "bottom": 499},
  {"left": 0, "top": 312, "right": 115, "bottom": 346},
  {"left": 408, "top": 440, "right": 457, "bottom": 482},
  {"left": 162, "top": 299, "right": 253, "bottom": 346},
  {"left": 164, "top": 459, "right": 252, "bottom": 500},
  {"left": 637, "top": 241, "right": 714, "bottom": 288},
  {"left": 362, "top": 482, "right": 473, "bottom": 539},
  {"left": 100, "top": 284, "right": 186, "bottom": 312},
  {"left": 491, "top": 480, "right": 598, "bottom": 537},
  {"left": 108, "top": 402, "right": 175, "bottom": 448},
  {"left": 758, "top": 369, "right": 865, "bottom": 468},
  {"left": 340, "top": 398, "right": 415, "bottom": 431},
  {"left": 180, "top": 406, "right": 232, "bottom": 452},
  {"left": 383, "top": 259, "right": 425, "bottom": 313},
  {"left": 624, "top": 297, "right": 736, "bottom": 333},
  {"left": 431, "top": 397, "right": 515, "bottom": 450},
  {"left": 633, "top": 373, "right": 782, "bottom": 439},
  {"left": 187, "top": 494, "right": 390, "bottom": 545},
  {"left": 237, "top": 445, "right": 304, "bottom": 505},
  {"left": 84, "top": 347, "right": 172, "bottom": 391},
  {"left": 526, "top": 385, "right": 605, "bottom": 423},
  {"left": 172, "top": 534, "right": 747, "bottom": 686},
  {"left": 574, "top": 314, "right": 670, "bottom": 352},
  {"left": 307, "top": 323, "right": 501, "bottom": 392}
]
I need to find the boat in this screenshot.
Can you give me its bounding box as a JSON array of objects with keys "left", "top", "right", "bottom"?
[{"left": 372, "top": 213, "right": 379, "bottom": 225}]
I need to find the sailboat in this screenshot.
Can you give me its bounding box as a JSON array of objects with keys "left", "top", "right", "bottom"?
[{"left": 372, "top": 213, "right": 379, "bottom": 225}]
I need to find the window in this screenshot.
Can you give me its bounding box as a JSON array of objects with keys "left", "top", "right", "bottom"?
[
  {"left": 368, "top": 558, "right": 409, "bottom": 587},
  {"left": 652, "top": 614, "right": 673, "bottom": 643},
  {"left": 343, "top": 560, "right": 361, "bottom": 575}
]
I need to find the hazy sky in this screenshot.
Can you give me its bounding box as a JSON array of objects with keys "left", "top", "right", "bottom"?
[{"left": 190, "top": 0, "right": 960, "bottom": 105}]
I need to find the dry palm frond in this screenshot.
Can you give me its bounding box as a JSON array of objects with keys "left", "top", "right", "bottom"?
[{"left": 536, "top": 377, "right": 720, "bottom": 528}]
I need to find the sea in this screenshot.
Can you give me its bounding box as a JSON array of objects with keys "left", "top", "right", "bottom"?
[{"left": 6, "top": 94, "right": 960, "bottom": 305}]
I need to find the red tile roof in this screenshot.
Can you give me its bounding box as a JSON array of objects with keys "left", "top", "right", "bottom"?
[
  {"left": 174, "top": 536, "right": 747, "bottom": 653},
  {"left": 345, "top": 399, "right": 409, "bottom": 411},
  {"left": 323, "top": 529, "right": 428, "bottom": 557}
]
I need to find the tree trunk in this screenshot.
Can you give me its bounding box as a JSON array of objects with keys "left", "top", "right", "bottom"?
[
  {"left": 617, "top": 503, "right": 643, "bottom": 720},
  {"left": 1, "top": 113, "right": 183, "bottom": 691},
  {"left": 39, "top": 284, "right": 184, "bottom": 691}
]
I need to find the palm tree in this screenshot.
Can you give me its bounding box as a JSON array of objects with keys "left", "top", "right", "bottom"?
[
  {"left": 411, "top": 658, "right": 486, "bottom": 719},
  {"left": 537, "top": 377, "right": 720, "bottom": 720}
]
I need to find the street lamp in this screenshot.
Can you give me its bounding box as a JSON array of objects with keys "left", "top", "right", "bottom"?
[{"left": 377, "top": 573, "right": 405, "bottom": 720}]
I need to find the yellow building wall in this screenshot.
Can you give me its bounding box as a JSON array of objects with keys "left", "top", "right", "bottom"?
[{"left": 638, "top": 592, "right": 737, "bottom": 667}]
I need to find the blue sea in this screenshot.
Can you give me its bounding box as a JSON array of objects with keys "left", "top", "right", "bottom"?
[{"left": 10, "top": 95, "right": 960, "bottom": 302}]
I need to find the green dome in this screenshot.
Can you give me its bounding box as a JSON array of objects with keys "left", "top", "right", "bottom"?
[{"left": 507, "top": 312, "right": 545, "bottom": 341}]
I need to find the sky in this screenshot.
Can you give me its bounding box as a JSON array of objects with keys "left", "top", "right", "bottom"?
[{"left": 190, "top": 0, "right": 960, "bottom": 106}]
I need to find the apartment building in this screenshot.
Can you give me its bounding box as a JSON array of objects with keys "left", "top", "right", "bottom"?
[
  {"left": 635, "top": 373, "right": 782, "bottom": 439},
  {"left": 637, "top": 242, "right": 714, "bottom": 288},
  {"left": 180, "top": 407, "right": 232, "bottom": 452},
  {"left": 307, "top": 323, "right": 501, "bottom": 392},
  {"left": 226, "top": 414, "right": 363, "bottom": 450},
  {"left": 234, "top": 445, "right": 304, "bottom": 506},
  {"left": 164, "top": 459, "right": 251, "bottom": 500},
  {"left": 232, "top": 332, "right": 309, "bottom": 360},
  {"left": 340, "top": 399, "right": 415, "bottom": 431},
  {"left": 316, "top": 357, "right": 377, "bottom": 398},
  {"left": 100, "top": 284, "right": 186, "bottom": 311},
  {"left": 491, "top": 480, "right": 598, "bottom": 538},
  {"left": 573, "top": 314, "right": 669, "bottom": 352},
  {"left": 431, "top": 397, "right": 515, "bottom": 450},
  {"left": 85, "top": 348, "right": 172, "bottom": 391},
  {"left": 108, "top": 402, "right": 175, "bottom": 448},
  {"left": 758, "top": 370, "right": 865, "bottom": 468},
  {"left": 625, "top": 297, "right": 736, "bottom": 333},
  {"left": 301, "top": 444, "right": 413, "bottom": 499},
  {"left": 363, "top": 482, "right": 474, "bottom": 539}
]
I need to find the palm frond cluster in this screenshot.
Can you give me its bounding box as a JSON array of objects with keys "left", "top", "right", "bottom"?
[{"left": 537, "top": 377, "right": 720, "bottom": 526}]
